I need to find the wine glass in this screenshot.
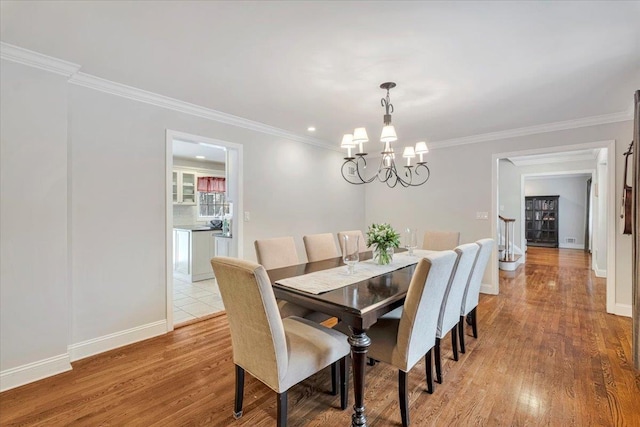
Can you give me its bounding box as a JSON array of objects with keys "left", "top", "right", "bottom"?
[
  {"left": 404, "top": 228, "right": 417, "bottom": 256},
  {"left": 342, "top": 234, "right": 360, "bottom": 274}
]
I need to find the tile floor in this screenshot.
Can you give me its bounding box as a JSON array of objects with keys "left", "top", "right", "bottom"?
[{"left": 173, "top": 277, "right": 225, "bottom": 325}]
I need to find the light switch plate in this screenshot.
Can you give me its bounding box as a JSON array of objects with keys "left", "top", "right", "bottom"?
[
  {"left": 244, "top": 211, "right": 250, "bottom": 222},
  {"left": 476, "top": 211, "right": 489, "bottom": 220}
]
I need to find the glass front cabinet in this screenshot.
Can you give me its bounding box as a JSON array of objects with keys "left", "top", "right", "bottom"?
[
  {"left": 173, "top": 170, "right": 197, "bottom": 205},
  {"left": 525, "top": 195, "right": 559, "bottom": 248}
]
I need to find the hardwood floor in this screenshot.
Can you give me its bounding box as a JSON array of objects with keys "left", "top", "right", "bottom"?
[{"left": 1, "top": 247, "right": 638, "bottom": 426}]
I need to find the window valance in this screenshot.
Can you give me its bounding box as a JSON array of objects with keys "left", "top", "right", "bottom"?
[{"left": 197, "top": 177, "right": 226, "bottom": 193}]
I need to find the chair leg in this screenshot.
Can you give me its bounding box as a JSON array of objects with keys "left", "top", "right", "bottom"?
[
  {"left": 471, "top": 307, "right": 478, "bottom": 338},
  {"left": 340, "top": 356, "right": 349, "bottom": 410},
  {"left": 331, "top": 362, "right": 338, "bottom": 396},
  {"left": 277, "top": 391, "right": 288, "bottom": 427},
  {"left": 367, "top": 357, "right": 377, "bottom": 366},
  {"left": 459, "top": 316, "right": 466, "bottom": 354},
  {"left": 435, "top": 338, "right": 442, "bottom": 384},
  {"left": 399, "top": 370, "right": 409, "bottom": 427},
  {"left": 425, "top": 349, "right": 433, "bottom": 394},
  {"left": 451, "top": 326, "right": 458, "bottom": 361},
  {"left": 234, "top": 365, "right": 244, "bottom": 419}
]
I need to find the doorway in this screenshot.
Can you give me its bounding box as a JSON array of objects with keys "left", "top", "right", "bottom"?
[
  {"left": 491, "top": 140, "right": 616, "bottom": 314},
  {"left": 165, "top": 130, "right": 244, "bottom": 330}
]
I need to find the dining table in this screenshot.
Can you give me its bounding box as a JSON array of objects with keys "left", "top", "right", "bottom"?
[{"left": 266, "top": 249, "right": 420, "bottom": 427}]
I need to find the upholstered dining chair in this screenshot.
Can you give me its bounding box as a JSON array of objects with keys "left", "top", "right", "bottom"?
[
  {"left": 339, "top": 251, "right": 457, "bottom": 427},
  {"left": 422, "top": 230, "right": 461, "bottom": 251},
  {"left": 459, "top": 238, "right": 494, "bottom": 353},
  {"left": 255, "top": 237, "right": 332, "bottom": 324},
  {"left": 433, "top": 243, "right": 479, "bottom": 384},
  {"left": 210, "top": 257, "right": 350, "bottom": 427},
  {"left": 255, "top": 236, "right": 300, "bottom": 270},
  {"left": 254, "top": 237, "right": 313, "bottom": 319},
  {"left": 303, "top": 233, "right": 340, "bottom": 262},
  {"left": 337, "top": 230, "right": 369, "bottom": 254}
]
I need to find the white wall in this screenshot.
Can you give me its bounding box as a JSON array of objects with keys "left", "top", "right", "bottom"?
[
  {"left": 595, "top": 149, "right": 609, "bottom": 274},
  {"left": 525, "top": 176, "right": 589, "bottom": 247},
  {"left": 498, "top": 159, "right": 522, "bottom": 248},
  {"left": 0, "top": 61, "right": 71, "bottom": 387},
  {"left": 0, "top": 58, "right": 365, "bottom": 389},
  {"left": 68, "top": 84, "right": 365, "bottom": 343},
  {"left": 365, "top": 120, "right": 633, "bottom": 308},
  {"left": 1, "top": 46, "right": 633, "bottom": 389}
]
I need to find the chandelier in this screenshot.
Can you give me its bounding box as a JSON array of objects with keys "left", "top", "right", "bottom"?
[{"left": 340, "top": 82, "right": 430, "bottom": 188}]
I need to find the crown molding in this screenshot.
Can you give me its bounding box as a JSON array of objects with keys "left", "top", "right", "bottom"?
[
  {"left": 2, "top": 42, "right": 632, "bottom": 153},
  {"left": 0, "top": 42, "right": 81, "bottom": 77},
  {"left": 428, "top": 110, "right": 633, "bottom": 150},
  {"left": 68, "top": 72, "right": 339, "bottom": 152},
  {"left": 509, "top": 152, "right": 597, "bottom": 167}
]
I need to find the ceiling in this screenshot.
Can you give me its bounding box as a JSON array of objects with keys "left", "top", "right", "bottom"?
[
  {"left": 173, "top": 139, "right": 226, "bottom": 163},
  {"left": 1, "top": 1, "right": 639, "bottom": 150}
]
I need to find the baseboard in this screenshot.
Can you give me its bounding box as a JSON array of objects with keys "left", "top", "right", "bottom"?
[
  {"left": 592, "top": 258, "right": 607, "bottom": 278},
  {"left": 0, "top": 353, "right": 71, "bottom": 392},
  {"left": 480, "top": 282, "right": 498, "bottom": 295},
  {"left": 192, "top": 272, "right": 214, "bottom": 281},
  {"left": 594, "top": 267, "right": 607, "bottom": 278},
  {"left": 68, "top": 320, "right": 167, "bottom": 362},
  {"left": 614, "top": 303, "right": 632, "bottom": 318},
  {"left": 559, "top": 243, "right": 585, "bottom": 250}
]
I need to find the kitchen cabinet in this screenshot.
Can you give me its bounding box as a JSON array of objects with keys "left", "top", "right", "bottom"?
[
  {"left": 173, "top": 229, "right": 217, "bottom": 282},
  {"left": 192, "top": 231, "right": 216, "bottom": 281},
  {"left": 172, "top": 170, "right": 197, "bottom": 205},
  {"left": 215, "top": 236, "right": 232, "bottom": 257},
  {"left": 174, "top": 229, "right": 191, "bottom": 275}
]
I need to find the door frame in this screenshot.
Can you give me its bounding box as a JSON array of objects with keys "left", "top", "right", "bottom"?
[
  {"left": 520, "top": 169, "right": 595, "bottom": 253},
  {"left": 492, "top": 139, "right": 616, "bottom": 314},
  {"left": 165, "top": 129, "right": 244, "bottom": 330}
]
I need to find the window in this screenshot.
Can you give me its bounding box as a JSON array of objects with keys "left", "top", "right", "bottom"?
[{"left": 198, "top": 192, "right": 229, "bottom": 219}]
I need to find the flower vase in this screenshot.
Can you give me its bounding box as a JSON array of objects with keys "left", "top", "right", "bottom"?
[{"left": 374, "top": 246, "right": 394, "bottom": 265}]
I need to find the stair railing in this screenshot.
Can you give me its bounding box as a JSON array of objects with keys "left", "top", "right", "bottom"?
[{"left": 499, "top": 215, "right": 516, "bottom": 262}]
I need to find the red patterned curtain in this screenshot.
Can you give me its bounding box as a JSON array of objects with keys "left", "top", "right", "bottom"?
[{"left": 197, "top": 177, "right": 226, "bottom": 193}]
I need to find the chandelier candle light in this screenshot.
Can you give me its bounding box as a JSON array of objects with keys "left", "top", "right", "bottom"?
[{"left": 340, "top": 82, "right": 431, "bottom": 187}]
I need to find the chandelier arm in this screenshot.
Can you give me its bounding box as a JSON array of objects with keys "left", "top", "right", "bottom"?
[
  {"left": 383, "top": 160, "right": 402, "bottom": 188},
  {"left": 377, "top": 159, "right": 394, "bottom": 183},
  {"left": 341, "top": 157, "right": 378, "bottom": 185},
  {"left": 355, "top": 156, "right": 378, "bottom": 184},
  {"left": 406, "top": 163, "right": 431, "bottom": 187}
]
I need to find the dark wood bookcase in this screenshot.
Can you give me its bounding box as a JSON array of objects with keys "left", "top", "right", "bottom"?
[{"left": 525, "top": 195, "right": 559, "bottom": 248}]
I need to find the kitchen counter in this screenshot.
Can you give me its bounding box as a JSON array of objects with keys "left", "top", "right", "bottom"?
[{"left": 173, "top": 225, "right": 223, "bottom": 232}]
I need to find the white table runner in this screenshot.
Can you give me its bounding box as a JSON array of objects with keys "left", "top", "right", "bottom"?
[{"left": 275, "top": 250, "right": 436, "bottom": 295}]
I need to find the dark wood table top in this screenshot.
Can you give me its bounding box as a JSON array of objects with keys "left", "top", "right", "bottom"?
[{"left": 267, "top": 249, "right": 415, "bottom": 330}]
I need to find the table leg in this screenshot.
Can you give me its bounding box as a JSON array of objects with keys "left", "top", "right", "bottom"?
[{"left": 348, "top": 327, "right": 371, "bottom": 427}]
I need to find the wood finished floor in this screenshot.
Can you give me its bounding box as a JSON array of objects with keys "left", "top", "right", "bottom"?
[{"left": 1, "top": 247, "right": 638, "bottom": 426}]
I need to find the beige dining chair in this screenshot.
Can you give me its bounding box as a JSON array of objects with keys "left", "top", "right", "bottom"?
[
  {"left": 303, "top": 233, "right": 340, "bottom": 262},
  {"left": 337, "top": 230, "right": 369, "bottom": 254},
  {"left": 433, "top": 243, "right": 479, "bottom": 384},
  {"left": 255, "top": 236, "right": 300, "bottom": 270},
  {"left": 339, "top": 251, "right": 457, "bottom": 427},
  {"left": 254, "top": 237, "right": 331, "bottom": 323},
  {"left": 210, "top": 257, "right": 350, "bottom": 427},
  {"left": 459, "top": 238, "right": 494, "bottom": 353},
  {"left": 422, "top": 230, "right": 460, "bottom": 251},
  {"left": 254, "top": 237, "right": 312, "bottom": 319}
]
